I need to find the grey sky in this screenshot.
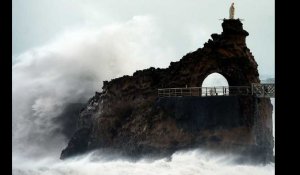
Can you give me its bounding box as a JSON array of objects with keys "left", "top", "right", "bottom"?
[{"left": 13, "top": 0, "right": 274, "bottom": 76}]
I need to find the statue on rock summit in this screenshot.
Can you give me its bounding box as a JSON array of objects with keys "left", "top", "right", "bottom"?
[{"left": 229, "top": 3, "right": 235, "bottom": 19}]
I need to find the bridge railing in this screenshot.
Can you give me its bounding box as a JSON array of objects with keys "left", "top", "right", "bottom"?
[
  {"left": 158, "top": 86, "right": 252, "bottom": 97},
  {"left": 158, "top": 84, "right": 275, "bottom": 98},
  {"left": 251, "top": 83, "right": 275, "bottom": 98}
]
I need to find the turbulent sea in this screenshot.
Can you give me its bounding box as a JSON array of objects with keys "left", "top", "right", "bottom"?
[{"left": 13, "top": 149, "right": 274, "bottom": 175}]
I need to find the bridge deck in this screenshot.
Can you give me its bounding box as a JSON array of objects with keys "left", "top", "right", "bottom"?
[{"left": 158, "top": 84, "right": 275, "bottom": 98}]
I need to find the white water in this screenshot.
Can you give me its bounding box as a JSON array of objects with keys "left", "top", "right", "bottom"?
[
  {"left": 12, "top": 16, "right": 275, "bottom": 175},
  {"left": 13, "top": 149, "right": 274, "bottom": 175}
]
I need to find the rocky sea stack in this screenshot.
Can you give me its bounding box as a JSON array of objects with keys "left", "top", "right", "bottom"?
[{"left": 61, "top": 19, "right": 274, "bottom": 163}]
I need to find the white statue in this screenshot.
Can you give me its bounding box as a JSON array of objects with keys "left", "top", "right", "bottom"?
[{"left": 229, "top": 3, "right": 235, "bottom": 19}]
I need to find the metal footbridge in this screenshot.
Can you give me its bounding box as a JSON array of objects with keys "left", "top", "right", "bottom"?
[{"left": 158, "top": 83, "right": 275, "bottom": 98}]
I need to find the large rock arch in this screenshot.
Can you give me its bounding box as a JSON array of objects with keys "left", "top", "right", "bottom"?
[{"left": 162, "top": 19, "right": 260, "bottom": 89}]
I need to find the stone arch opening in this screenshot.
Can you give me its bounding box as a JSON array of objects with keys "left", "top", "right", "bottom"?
[
  {"left": 201, "top": 73, "right": 229, "bottom": 87},
  {"left": 200, "top": 72, "right": 230, "bottom": 96}
]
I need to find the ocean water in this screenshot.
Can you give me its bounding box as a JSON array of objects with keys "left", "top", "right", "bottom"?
[{"left": 13, "top": 148, "right": 274, "bottom": 175}]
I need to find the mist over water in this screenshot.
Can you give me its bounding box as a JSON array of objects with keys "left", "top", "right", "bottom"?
[
  {"left": 12, "top": 16, "right": 274, "bottom": 175},
  {"left": 13, "top": 149, "right": 274, "bottom": 175},
  {"left": 13, "top": 16, "right": 174, "bottom": 159}
]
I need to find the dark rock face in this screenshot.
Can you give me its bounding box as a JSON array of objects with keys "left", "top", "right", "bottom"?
[
  {"left": 61, "top": 19, "right": 273, "bottom": 162},
  {"left": 60, "top": 128, "right": 91, "bottom": 159}
]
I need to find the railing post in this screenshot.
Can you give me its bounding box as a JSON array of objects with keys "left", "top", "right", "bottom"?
[
  {"left": 214, "top": 87, "right": 217, "bottom": 96},
  {"left": 222, "top": 87, "right": 224, "bottom": 96}
]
